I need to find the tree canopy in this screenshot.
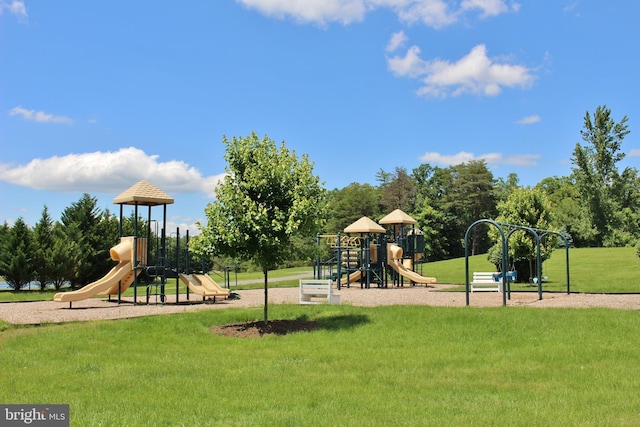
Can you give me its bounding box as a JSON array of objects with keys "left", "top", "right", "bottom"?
[
  {"left": 572, "top": 105, "right": 638, "bottom": 246},
  {"left": 196, "top": 132, "right": 327, "bottom": 323}
]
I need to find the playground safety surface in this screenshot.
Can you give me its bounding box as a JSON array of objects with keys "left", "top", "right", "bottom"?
[{"left": 1, "top": 284, "right": 639, "bottom": 325}]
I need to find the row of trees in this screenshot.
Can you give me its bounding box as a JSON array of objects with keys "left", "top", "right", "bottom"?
[
  {"left": 325, "top": 105, "right": 639, "bottom": 258},
  {"left": 2, "top": 106, "right": 638, "bottom": 294},
  {"left": 0, "top": 196, "right": 120, "bottom": 290}
]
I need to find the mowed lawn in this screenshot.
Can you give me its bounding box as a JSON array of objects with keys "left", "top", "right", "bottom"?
[
  {"left": 424, "top": 247, "right": 640, "bottom": 293},
  {"left": 0, "top": 304, "right": 638, "bottom": 426}
]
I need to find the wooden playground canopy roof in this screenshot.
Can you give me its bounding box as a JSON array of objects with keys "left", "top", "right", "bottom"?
[
  {"left": 378, "top": 209, "right": 417, "bottom": 225},
  {"left": 112, "top": 180, "right": 175, "bottom": 206},
  {"left": 344, "top": 216, "right": 386, "bottom": 234}
]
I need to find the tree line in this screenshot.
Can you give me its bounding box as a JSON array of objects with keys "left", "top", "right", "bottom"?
[
  {"left": 324, "top": 106, "right": 639, "bottom": 278},
  {"left": 2, "top": 105, "right": 638, "bottom": 290}
]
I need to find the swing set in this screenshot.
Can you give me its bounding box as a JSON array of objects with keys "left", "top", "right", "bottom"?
[{"left": 464, "top": 219, "right": 571, "bottom": 306}]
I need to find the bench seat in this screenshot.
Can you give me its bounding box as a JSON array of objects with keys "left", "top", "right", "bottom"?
[
  {"left": 471, "top": 272, "right": 503, "bottom": 292},
  {"left": 300, "top": 280, "right": 340, "bottom": 304}
]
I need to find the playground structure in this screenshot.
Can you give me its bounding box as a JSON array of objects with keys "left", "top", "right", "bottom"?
[
  {"left": 53, "top": 180, "right": 232, "bottom": 307},
  {"left": 464, "top": 219, "right": 571, "bottom": 306},
  {"left": 53, "top": 236, "right": 147, "bottom": 307},
  {"left": 314, "top": 209, "right": 436, "bottom": 289}
]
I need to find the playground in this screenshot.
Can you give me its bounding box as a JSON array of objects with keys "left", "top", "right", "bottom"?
[
  {"left": 51, "top": 180, "right": 233, "bottom": 308},
  {"left": 48, "top": 181, "right": 448, "bottom": 313},
  {"left": 314, "top": 209, "right": 437, "bottom": 289},
  {"left": 0, "top": 179, "right": 631, "bottom": 326}
]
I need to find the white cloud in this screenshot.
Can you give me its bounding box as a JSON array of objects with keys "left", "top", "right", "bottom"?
[
  {"left": 387, "top": 45, "right": 429, "bottom": 78},
  {"left": 516, "top": 115, "right": 541, "bottom": 125},
  {"left": 0, "top": 147, "right": 225, "bottom": 197},
  {"left": 390, "top": 0, "right": 458, "bottom": 28},
  {"left": 236, "top": 0, "right": 517, "bottom": 27},
  {"left": 236, "top": 0, "right": 367, "bottom": 25},
  {"left": 386, "top": 30, "right": 407, "bottom": 53},
  {"left": 629, "top": 149, "right": 640, "bottom": 157},
  {"left": 9, "top": 106, "right": 74, "bottom": 125},
  {"left": 461, "top": 0, "right": 512, "bottom": 17},
  {"left": 0, "top": 0, "right": 27, "bottom": 20},
  {"left": 388, "top": 43, "right": 535, "bottom": 97},
  {"left": 419, "top": 151, "right": 539, "bottom": 167},
  {"left": 166, "top": 215, "right": 205, "bottom": 237}
]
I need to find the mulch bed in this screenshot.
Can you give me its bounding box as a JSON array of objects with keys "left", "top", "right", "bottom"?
[{"left": 210, "top": 319, "right": 321, "bottom": 337}]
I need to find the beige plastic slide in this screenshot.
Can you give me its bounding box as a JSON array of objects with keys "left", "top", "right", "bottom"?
[
  {"left": 179, "top": 274, "right": 228, "bottom": 300},
  {"left": 54, "top": 236, "right": 139, "bottom": 304},
  {"left": 340, "top": 270, "right": 363, "bottom": 286},
  {"left": 179, "top": 274, "right": 212, "bottom": 296},
  {"left": 387, "top": 243, "right": 437, "bottom": 285},
  {"left": 96, "top": 269, "right": 138, "bottom": 296},
  {"left": 194, "top": 274, "right": 230, "bottom": 298},
  {"left": 53, "top": 261, "right": 133, "bottom": 303}
]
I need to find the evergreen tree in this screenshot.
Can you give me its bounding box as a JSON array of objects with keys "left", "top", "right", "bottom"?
[
  {"left": 376, "top": 167, "right": 417, "bottom": 214},
  {"left": 32, "top": 206, "right": 55, "bottom": 290},
  {"left": 60, "top": 194, "right": 115, "bottom": 287},
  {"left": 49, "top": 222, "right": 82, "bottom": 290},
  {"left": 412, "top": 161, "right": 496, "bottom": 259},
  {"left": 0, "top": 218, "right": 34, "bottom": 290}
]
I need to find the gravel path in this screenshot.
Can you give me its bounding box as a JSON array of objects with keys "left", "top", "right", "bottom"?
[{"left": 1, "top": 284, "right": 639, "bottom": 325}]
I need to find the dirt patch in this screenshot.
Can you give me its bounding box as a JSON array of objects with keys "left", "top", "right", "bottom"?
[{"left": 211, "top": 319, "right": 321, "bottom": 337}]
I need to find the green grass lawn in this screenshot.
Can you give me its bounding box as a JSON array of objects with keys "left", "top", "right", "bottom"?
[
  {"left": 424, "top": 246, "right": 640, "bottom": 293},
  {"left": 0, "top": 304, "right": 638, "bottom": 426}
]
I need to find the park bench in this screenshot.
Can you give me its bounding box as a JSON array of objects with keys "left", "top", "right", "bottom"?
[
  {"left": 299, "top": 280, "right": 341, "bottom": 304},
  {"left": 470, "top": 272, "right": 504, "bottom": 293}
]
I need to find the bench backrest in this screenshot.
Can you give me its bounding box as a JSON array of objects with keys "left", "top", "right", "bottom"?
[
  {"left": 300, "top": 280, "right": 332, "bottom": 292},
  {"left": 473, "top": 272, "right": 497, "bottom": 281}
]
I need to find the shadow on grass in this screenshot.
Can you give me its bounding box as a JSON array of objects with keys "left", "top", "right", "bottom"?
[{"left": 211, "top": 314, "right": 370, "bottom": 338}]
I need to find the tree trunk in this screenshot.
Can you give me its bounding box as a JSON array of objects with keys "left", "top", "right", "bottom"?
[{"left": 263, "top": 268, "right": 269, "bottom": 325}]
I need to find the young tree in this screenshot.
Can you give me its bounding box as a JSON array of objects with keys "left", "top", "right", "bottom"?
[
  {"left": 196, "top": 132, "right": 327, "bottom": 324},
  {"left": 488, "top": 187, "right": 556, "bottom": 281},
  {"left": 0, "top": 218, "right": 34, "bottom": 290},
  {"left": 536, "top": 176, "right": 588, "bottom": 246},
  {"left": 571, "top": 105, "right": 638, "bottom": 246}
]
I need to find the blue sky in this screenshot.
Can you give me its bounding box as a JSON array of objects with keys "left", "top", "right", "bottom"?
[{"left": 1, "top": 0, "right": 638, "bottom": 235}]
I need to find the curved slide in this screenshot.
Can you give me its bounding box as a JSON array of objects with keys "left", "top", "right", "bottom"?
[
  {"left": 54, "top": 261, "right": 134, "bottom": 303},
  {"left": 387, "top": 244, "right": 437, "bottom": 285},
  {"left": 54, "top": 237, "right": 139, "bottom": 305}
]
